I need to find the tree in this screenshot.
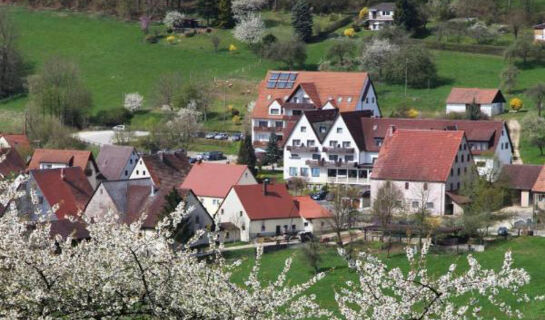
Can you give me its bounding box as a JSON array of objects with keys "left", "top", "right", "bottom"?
[
  {"left": 237, "top": 134, "right": 257, "bottom": 174},
  {"left": 329, "top": 184, "right": 359, "bottom": 253},
  {"left": 522, "top": 115, "right": 545, "bottom": 155},
  {"left": 359, "top": 38, "right": 399, "bottom": 79},
  {"left": 372, "top": 181, "right": 403, "bottom": 256},
  {"left": 264, "top": 132, "right": 281, "bottom": 165},
  {"left": 265, "top": 39, "right": 307, "bottom": 69},
  {"left": 394, "top": 0, "right": 425, "bottom": 33},
  {"left": 163, "top": 11, "right": 184, "bottom": 29},
  {"left": 152, "top": 72, "right": 184, "bottom": 109},
  {"left": 232, "top": 0, "right": 267, "bottom": 21},
  {"left": 27, "top": 56, "right": 92, "bottom": 128},
  {"left": 197, "top": 0, "right": 218, "bottom": 26},
  {"left": 233, "top": 13, "right": 265, "bottom": 44},
  {"left": 124, "top": 92, "right": 143, "bottom": 112},
  {"left": 160, "top": 188, "right": 194, "bottom": 243},
  {"left": 510, "top": 97, "right": 523, "bottom": 112},
  {"left": 217, "top": 0, "right": 235, "bottom": 28},
  {"left": 526, "top": 83, "right": 545, "bottom": 116},
  {"left": 0, "top": 8, "right": 25, "bottom": 99},
  {"left": 465, "top": 98, "right": 482, "bottom": 120},
  {"left": 326, "top": 39, "right": 356, "bottom": 68},
  {"left": 508, "top": 9, "right": 527, "bottom": 39},
  {"left": 504, "top": 36, "right": 534, "bottom": 63},
  {"left": 173, "top": 80, "right": 212, "bottom": 120},
  {"left": 211, "top": 35, "right": 221, "bottom": 52},
  {"left": 500, "top": 64, "right": 519, "bottom": 94},
  {"left": 358, "top": 7, "right": 369, "bottom": 20},
  {"left": 382, "top": 44, "right": 438, "bottom": 88},
  {"left": 291, "top": 0, "right": 313, "bottom": 42},
  {"left": 302, "top": 238, "right": 322, "bottom": 274}
]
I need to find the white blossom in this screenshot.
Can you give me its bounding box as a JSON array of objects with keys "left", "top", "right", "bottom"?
[
  {"left": 232, "top": 0, "right": 267, "bottom": 21},
  {"left": 233, "top": 13, "right": 265, "bottom": 44},
  {"left": 163, "top": 11, "right": 185, "bottom": 29},
  {"left": 124, "top": 92, "right": 143, "bottom": 112}
]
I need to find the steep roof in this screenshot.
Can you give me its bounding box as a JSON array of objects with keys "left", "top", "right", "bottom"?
[
  {"left": 28, "top": 149, "right": 94, "bottom": 171},
  {"left": 304, "top": 109, "right": 339, "bottom": 142},
  {"left": 0, "top": 148, "right": 26, "bottom": 177},
  {"left": 532, "top": 166, "right": 545, "bottom": 193},
  {"left": 340, "top": 111, "right": 375, "bottom": 150},
  {"left": 371, "top": 129, "right": 464, "bottom": 183},
  {"left": 1, "top": 134, "right": 31, "bottom": 150},
  {"left": 234, "top": 184, "right": 300, "bottom": 220},
  {"left": 31, "top": 167, "right": 94, "bottom": 219},
  {"left": 97, "top": 145, "right": 136, "bottom": 180},
  {"left": 360, "top": 118, "right": 507, "bottom": 154},
  {"left": 99, "top": 178, "right": 152, "bottom": 216},
  {"left": 502, "top": 164, "right": 543, "bottom": 191},
  {"left": 253, "top": 70, "right": 369, "bottom": 119},
  {"left": 181, "top": 162, "right": 252, "bottom": 198},
  {"left": 294, "top": 196, "right": 333, "bottom": 219},
  {"left": 141, "top": 151, "right": 190, "bottom": 187},
  {"left": 446, "top": 88, "right": 505, "bottom": 104},
  {"left": 370, "top": 2, "right": 395, "bottom": 11}
]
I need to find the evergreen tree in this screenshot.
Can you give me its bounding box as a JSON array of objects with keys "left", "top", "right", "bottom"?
[
  {"left": 237, "top": 134, "right": 257, "bottom": 174},
  {"left": 197, "top": 0, "right": 219, "bottom": 26},
  {"left": 264, "top": 132, "right": 282, "bottom": 165},
  {"left": 466, "top": 98, "right": 481, "bottom": 120},
  {"left": 291, "top": 0, "right": 313, "bottom": 42},
  {"left": 217, "top": 0, "right": 235, "bottom": 29},
  {"left": 394, "top": 0, "right": 425, "bottom": 33}
]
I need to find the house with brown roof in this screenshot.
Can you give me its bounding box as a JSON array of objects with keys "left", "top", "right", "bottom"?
[
  {"left": 0, "top": 134, "right": 31, "bottom": 151},
  {"left": 251, "top": 70, "right": 381, "bottom": 153},
  {"left": 24, "top": 167, "right": 94, "bottom": 221},
  {"left": 501, "top": 164, "right": 543, "bottom": 207},
  {"left": 294, "top": 196, "right": 334, "bottom": 234},
  {"left": 96, "top": 145, "right": 139, "bottom": 180},
  {"left": 446, "top": 88, "right": 506, "bottom": 117},
  {"left": 180, "top": 162, "right": 257, "bottom": 214},
  {"left": 0, "top": 148, "right": 26, "bottom": 179},
  {"left": 371, "top": 128, "right": 474, "bottom": 216},
  {"left": 368, "top": 2, "right": 395, "bottom": 31},
  {"left": 129, "top": 150, "right": 190, "bottom": 188},
  {"left": 28, "top": 149, "right": 101, "bottom": 189},
  {"left": 530, "top": 166, "right": 545, "bottom": 210}
]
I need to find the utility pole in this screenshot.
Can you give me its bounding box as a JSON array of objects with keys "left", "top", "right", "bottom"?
[{"left": 404, "top": 57, "right": 408, "bottom": 97}]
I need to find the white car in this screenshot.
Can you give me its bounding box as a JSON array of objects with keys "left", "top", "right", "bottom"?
[{"left": 113, "top": 125, "right": 126, "bottom": 131}]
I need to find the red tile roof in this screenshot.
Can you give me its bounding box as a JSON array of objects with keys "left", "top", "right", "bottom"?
[
  {"left": 0, "top": 148, "right": 26, "bottom": 177},
  {"left": 359, "top": 118, "right": 506, "bottom": 154},
  {"left": 532, "top": 166, "right": 545, "bottom": 193},
  {"left": 181, "top": 163, "right": 252, "bottom": 198},
  {"left": 446, "top": 88, "right": 505, "bottom": 104},
  {"left": 0, "top": 134, "right": 31, "bottom": 150},
  {"left": 502, "top": 164, "right": 543, "bottom": 191},
  {"left": 234, "top": 184, "right": 300, "bottom": 220},
  {"left": 28, "top": 149, "right": 94, "bottom": 171},
  {"left": 371, "top": 129, "right": 464, "bottom": 183},
  {"left": 294, "top": 196, "right": 333, "bottom": 219},
  {"left": 252, "top": 71, "right": 369, "bottom": 119},
  {"left": 141, "top": 151, "right": 190, "bottom": 187},
  {"left": 97, "top": 145, "right": 136, "bottom": 180},
  {"left": 31, "top": 167, "right": 94, "bottom": 219}
]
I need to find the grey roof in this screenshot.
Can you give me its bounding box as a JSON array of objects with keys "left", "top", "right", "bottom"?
[
  {"left": 305, "top": 109, "right": 339, "bottom": 142},
  {"left": 101, "top": 178, "right": 152, "bottom": 215},
  {"left": 97, "top": 145, "right": 135, "bottom": 180},
  {"left": 370, "top": 2, "right": 395, "bottom": 11}
]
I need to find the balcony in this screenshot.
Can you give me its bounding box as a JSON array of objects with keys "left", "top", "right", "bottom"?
[
  {"left": 253, "top": 126, "right": 283, "bottom": 133},
  {"left": 322, "top": 146, "right": 355, "bottom": 154},
  {"left": 305, "top": 159, "right": 359, "bottom": 168},
  {"left": 287, "top": 145, "right": 319, "bottom": 153}
]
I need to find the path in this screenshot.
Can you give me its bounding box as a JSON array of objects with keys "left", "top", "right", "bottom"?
[
  {"left": 75, "top": 130, "right": 149, "bottom": 146},
  {"left": 507, "top": 119, "right": 522, "bottom": 164}
]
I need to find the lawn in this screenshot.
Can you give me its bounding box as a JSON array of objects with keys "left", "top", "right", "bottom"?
[{"left": 226, "top": 237, "right": 545, "bottom": 319}]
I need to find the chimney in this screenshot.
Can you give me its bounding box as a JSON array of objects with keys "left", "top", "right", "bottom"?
[
  {"left": 60, "top": 168, "right": 65, "bottom": 180},
  {"left": 387, "top": 125, "right": 397, "bottom": 136},
  {"left": 263, "top": 178, "right": 270, "bottom": 196}
]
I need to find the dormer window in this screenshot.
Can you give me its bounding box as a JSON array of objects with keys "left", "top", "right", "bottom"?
[
  {"left": 270, "top": 108, "right": 280, "bottom": 115},
  {"left": 347, "top": 97, "right": 352, "bottom": 103}
]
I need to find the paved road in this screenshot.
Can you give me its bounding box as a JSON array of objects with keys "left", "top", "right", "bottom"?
[{"left": 75, "top": 130, "right": 149, "bottom": 146}]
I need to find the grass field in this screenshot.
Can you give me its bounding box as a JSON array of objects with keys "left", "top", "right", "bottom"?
[{"left": 226, "top": 237, "right": 545, "bottom": 319}]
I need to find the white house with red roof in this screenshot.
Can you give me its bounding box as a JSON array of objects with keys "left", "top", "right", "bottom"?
[
  {"left": 371, "top": 128, "right": 473, "bottom": 216},
  {"left": 180, "top": 162, "right": 257, "bottom": 215},
  {"left": 251, "top": 70, "right": 381, "bottom": 152},
  {"left": 446, "top": 88, "right": 506, "bottom": 117},
  {"left": 294, "top": 196, "right": 334, "bottom": 233}
]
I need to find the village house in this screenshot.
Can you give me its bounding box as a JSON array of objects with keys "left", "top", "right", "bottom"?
[
  {"left": 529, "top": 166, "right": 545, "bottom": 210},
  {"left": 284, "top": 112, "right": 513, "bottom": 189},
  {"left": 28, "top": 149, "right": 101, "bottom": 189},
  {"left": 368, "top": 2, "right": 395, "bottom": 31},
  {"left": 180, "top": 162, "right": 257, "bottom": 214},
  {"left": 129, "top": 150, "right": 190, "bottom": 189},
  {"left": 96, "top": 145, "right": 139, "bottom": 181},
  {"left": 294, "top": 196, "right": 334, "bottom": 234},
  {"left": 446, "top": 88, "right": 506, "bottom": 117},
  {"left": 371, "top": 128, "right": 473, "bottom": 216},
  {"left": 0, "top": 148, "right": 26, "bottom": 178},
  {"left": 501, "top": 164, "right": 543, "bottom": 207},
  {"left": 217, "top": 182, "right": 302, "bottom": 242},
  {"left": 0, "top": 133, "right": 31, "bottom": 151},
  {"left": 251, "top": 70, "right": 381, "bottom": 154},
  {"left": 24, "top": 167, "right": 94, "bottom": 221}
]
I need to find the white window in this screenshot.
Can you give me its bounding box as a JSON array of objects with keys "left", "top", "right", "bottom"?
[
  {"left": 337, "top": 97, "right": 343, "bottom": 103},
  {"left": 301, "top": 126, "right": 307, "bottom": 132},
  {"left": 329, "top": 155, "right": 338, "bottom": 161},
  {"left": 304, "top": 222, "right": 309, "bottom": 227},
  {"left": 336, "top": 127, "right": 343, "bottom": 133},
  {"left": 345, "top": 155, "right": 354, "bottom": 162},
  {"left": 412, "top": 201, "right": 419, "bottom": 208},
  {"left": 293, "top": 139, "right": 301, "bottom": 146},
  {"left": 342, "top": 141, "right": 351, "bottom": 148},
  {"left": 307, "top": 140, "right": 315, "bottom": 146},
  {"left": 329, "top": 140, "right": 338, "bottom": 147},
  {"left": 239, "top": 211, "right": 243, "bottom": 217},
  {"left": 311, "top": 168, "right": 320, "bottom": 177},
  {"left": 300, "top": 168, "right": 309, "bottom": 176},
  {"left": 270, "top": 108, "right": 280, "bottom": 115},
  {"left": 347, "top": 97, "right": 352, "bottom": 103},
  {"left": 289, "top": 167, "right": 298, "bottom": 176}
]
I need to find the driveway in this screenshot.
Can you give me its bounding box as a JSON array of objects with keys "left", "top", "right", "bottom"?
[{"left": 507, "top": 119, "right": 522, "bottom": 164}]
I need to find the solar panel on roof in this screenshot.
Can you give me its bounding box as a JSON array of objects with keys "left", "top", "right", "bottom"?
[
  {"left": 289, "top": 73, "right": 297, "bottom": 81},
  {"left": 270, "top": 72, "right": 280, "bottom": 80},
  {"left": 266, "top": 81, "right": 276, "bottom": 89},
  {"left": 279, "top": 73, "right": 289, "bottom": 80},
  {"left": 286, "top": 82, "right": 294, "bottom": 89},
  {"left": 277, "top": 81, "right": 287, "bottom": 89}
]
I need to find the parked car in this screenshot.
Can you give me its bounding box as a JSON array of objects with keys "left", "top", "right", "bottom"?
[
  {"left": 113, "top": 125, "right": 125, "bottom": 131},
  {"left": 205, "top": 132, "right": 217, "bottom": 139},
  {"left": 188, "top": 157, "right": 198, "bottom": 164},
  {"left": 230, "top": 133, "right": 243, "bottom": 141},
  {"left": 497, "top": 227, "right": 509, "bottom": 237},
  {"left": 310, "top": 190, "right": 328, "bottom": 201},
  {"left": 214, "top": 133, "right": 229, "bottom": 140},
  {"left": 201, "top": 151, "right": 224, "bottom": 161}
]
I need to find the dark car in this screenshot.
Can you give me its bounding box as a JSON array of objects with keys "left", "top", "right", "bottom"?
[
  {"left": 310, "top": 190, "right": 328, "bottom": 201},
  {"left": 189, "top": 157, "right": 198, "bottom": 164},
  {"left": 201, "top": 151, "right": 224, "bottom": 161},
  {"left": 497, "top": 227, "right": 509, "bottom": 237}
]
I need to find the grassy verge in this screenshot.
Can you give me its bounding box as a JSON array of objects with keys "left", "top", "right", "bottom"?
[{"left": 188, "top": 138, "right": 240, "bottom": 155}]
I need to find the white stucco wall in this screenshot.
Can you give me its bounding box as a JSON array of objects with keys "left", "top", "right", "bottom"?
[
  {"left": 129, "top": 157, "right": 150, "bottom": 180},
  {"left": 371, "top": 179, "right": 447, "bottom": 215},
  {"left": 302, "top": 217, "right": 334, "bottom": 234},
  {"left": 356, "top": 80, "right": 381, "bottom": 117},
  {"left": 446, "top": 102, "right": 505, "bottom": 117}
]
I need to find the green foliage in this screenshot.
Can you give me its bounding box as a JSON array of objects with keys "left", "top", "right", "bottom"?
[
  {"left": 216, "top": 0, "right": 234, "bottom": 29},
  {"left": 526, "top": 83, "right": 545, "bottom": 117},
  {"left": 0, "top": 9, "right": 25, "bottom": 99},
  {"left": 264, "top": 39, "right": 307, "bottom": 69},
  {"left": 90, "top": 108, "right": 133, "bottom": 127},
  {"left": 291, "top": 0, "right": 313, "bottom": 42},
  {"left": 500, "top": 64, "right": 519, "bottom": 94},
  {"left": 383, "top": 45, "right": 438, "bottom": 89},
  {"left": 302, "top": 239, "right": 322, "bottom": 274},
  {"left": 522, "top": 115, "right": 545, "bottom": 155},
  {"left": 237, "top": 135, "right": 257, "bottom": 174},
  {"left": 465, "top": 98, "right": 484, "bottom": 120},
  {"left": 325, "top": 39, "right": 356, "bottom": 69},
  {"left": 264, "top": 132, "right": 282, "bottom": 165},
  {"left": 197, "top": 0, "right": 219, "bottom": 26},
  {"left": 394, "top": 0, "right": 426, "bottom": 34}
]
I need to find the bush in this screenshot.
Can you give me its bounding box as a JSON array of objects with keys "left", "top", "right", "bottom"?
[
  {"left": 91, "top": 108, "right": 133, "bottom": 127},
  {"left": 166, "top": 35, "right": 176, "bottom": 44},
  {"left": 262, "top": 33, "right": 278, "bottom": 46},
  {"left": 232, "top": 115, "right": 241, "bottom": 125},
  {"left": 231, "top": 108, "right": 240, "bottom": 116},
  {"left": 510, "top": 97, "right": 523, "bottom": 111},
  {"left": 352, "top": 24, "right": 361, "bottom": 32},
  {"left": 343, "top": 28, "right": 355, "bottom": 37}
]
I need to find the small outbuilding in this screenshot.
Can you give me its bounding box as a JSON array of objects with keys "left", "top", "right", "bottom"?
[{"left": 446, "top": 88, "right": 506, "bottom": 117}]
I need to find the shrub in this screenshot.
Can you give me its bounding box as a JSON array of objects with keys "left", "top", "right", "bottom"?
[
  {"left": 262, "top": 33, "right": 277, "bottom": 46},
  {"left": 229, "top": 44, "right": 237, "bottom": 52},
  {"left": 359, "top": 7, "right": 369, "bottom": 20},
  {"left": 167, "top": 35, "right": 176, "bottom": 44},
  {"left": 91, "top": 108, "right": 133, "bottom": 127},
  {"left": 407, "top": 108, "right": 419, "bottom": 118},
  {"left": 145, "top": 34, "right": 158, "bottom": 44},
  {"left": 232, "top": 115, "right": 241, "bottom": 124},
  {"left": 231, "top": 108, "right": 240, "bottom": 116},
  {"left": 352, "top": 24, "right": 361, "bottom": 32},
  {"left": 510, "top": 97, "right": 523, "bottom": 111},
  {"left": 343, "top": 28, "right": 355, "bottom": 37}
]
